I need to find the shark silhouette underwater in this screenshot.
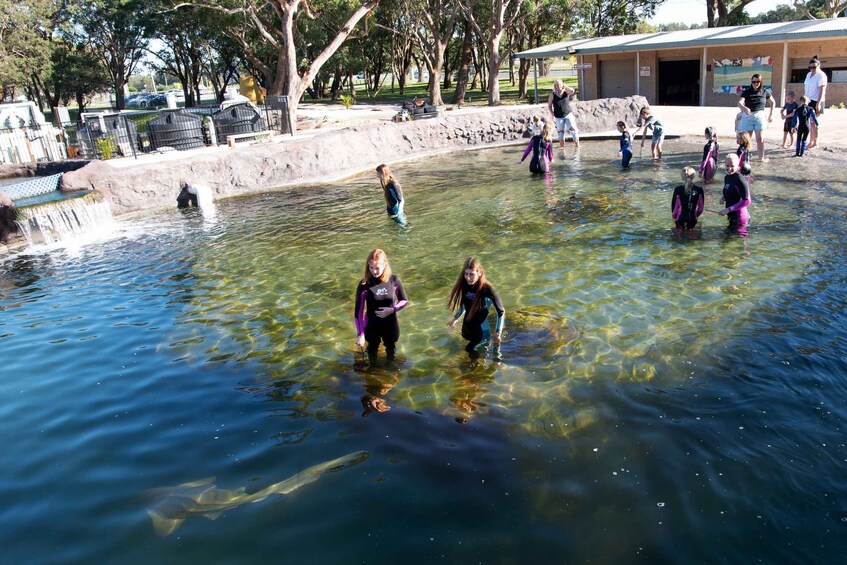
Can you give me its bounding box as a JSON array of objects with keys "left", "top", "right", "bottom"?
[{"left": 144, "top": 450, "right": 369, "bottom": 536}]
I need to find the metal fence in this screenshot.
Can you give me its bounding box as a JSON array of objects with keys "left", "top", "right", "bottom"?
[{"left": 61, "top": 98, "right": 293, "bottom": 161}]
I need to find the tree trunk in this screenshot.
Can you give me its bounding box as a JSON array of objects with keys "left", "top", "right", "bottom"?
[
  {"left": 486, "top": 34, "right": 503, "bottom": 105},
  {"left": 452, "top": 20, "right": 473, "bottom": 104}
]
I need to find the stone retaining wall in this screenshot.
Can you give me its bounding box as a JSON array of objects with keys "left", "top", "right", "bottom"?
[{"left": 60, "top": 96, "right": 647, "bottom": 217}]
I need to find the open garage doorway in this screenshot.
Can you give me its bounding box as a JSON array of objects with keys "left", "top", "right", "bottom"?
[{"left": 658, "top": 60, "right": 700, "bottom": 105}]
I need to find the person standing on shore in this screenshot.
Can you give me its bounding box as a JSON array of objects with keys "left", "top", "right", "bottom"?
[
  {"left": 737, "top": 73, "right": 775, "bottom": 162},
  {"left": 804, "top": 56, "right": 827, "bottom": 149},
  {"left": 547, "top": 79, "right": 580, "bottom": 149}
]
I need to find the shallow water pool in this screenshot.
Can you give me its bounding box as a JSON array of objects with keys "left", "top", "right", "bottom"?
[{"left": 1, "top": 140, "right": 846, "bottom": 562}]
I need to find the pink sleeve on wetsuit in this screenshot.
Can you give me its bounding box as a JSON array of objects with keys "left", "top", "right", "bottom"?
[
  {"left": 696, "top": 194, "right": 705, "bottom": 217},
  {"left": 354, "top": 288, "right": 368, "bottom": 335},
  {"left": 394, "top": 300, "right": 408, "bottom": 312},
  {"left": 672, "top": 195, "right": 681, "bottom": 220},
  {"left": 520, "top": 139, "right": 533, "bottom": 162},
  {"left": 546, "top": 142, "right": 554, "bottom": 163},
  {"left": 728, "top": 197, "right": 750, "bottom": 213}
]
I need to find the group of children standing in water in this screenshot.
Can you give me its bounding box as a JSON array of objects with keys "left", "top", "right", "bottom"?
[{"left": 521, "top": 105, "right": 755, "bottom": 235}]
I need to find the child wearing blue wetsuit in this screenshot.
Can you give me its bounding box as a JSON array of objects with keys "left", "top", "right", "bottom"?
[
  {"left": 355, "top": 249, "right": 408, "bottom": 362},
  {"left": 617, "top": 121, "right": 633, "bottom": 168},
  {"left": 791, "top": 95, "right": 819, "bottom": 157},
  {"left": 447, "top": 257, "right": 505, "bottom": 352},
  {"left": 699, "top": 127, "right": 719, "bottom": 181},
  {"left": 376, "top": 164, "right": 406, "bottom": 225},
  {"left": 520, "top": 122, "right": 554, "bottom": 174}
]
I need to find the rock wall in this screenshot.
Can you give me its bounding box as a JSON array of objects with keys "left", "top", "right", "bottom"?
[{"left": 61, "top": 96, "right": 647, "bottom": 217}]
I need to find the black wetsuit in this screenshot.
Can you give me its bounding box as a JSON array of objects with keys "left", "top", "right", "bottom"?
[
  {"left": 620, "top": 131, "right": 633, "bottom": 168},
  {"left": 354, "top": 274, "right": 408, "bottom": 359},
  {"left": 383, "top": 180, "right": 406, "bottom": 224},
  {"left": 452, "top": 283, "right": 505, "bottom": 350},
  {"left": 736, "top": 146, "right": 752, "bottom": 176},
  {"left": 722, "top": 172, "right": 751, "bottom": 227},
  {"left": 671, "top": 184, "right": 705, "bottom": 230},
  {"left": 791, "top": 105, "right": 818, "bottom": 156}
]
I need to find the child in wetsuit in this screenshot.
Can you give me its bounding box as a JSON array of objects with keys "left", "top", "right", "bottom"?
[
  {"left": 735, "top": 131, "right": 752, "bottom": 176},
  {"left": 780, "top": 91, "right": 798, "bottom": 149},
  {"left": 672, "top": 166, "right": 705, "bottom": 231},
  {"left": 354, "top": 248, "right": 408, "bottom": 362},
  {"left": 447, "top": 257, "right": 505, "bottom": 352},
  {"left": 699, "top": 127, "right": 719, "bottom": 181},
  {"left": 791, "top": 95, "right": 819, "bottom": 157},
  {"left": 719, "top": 154, "right": 751, "bottom": 230},
  {"left": 376, "top": 164, "right": 406, "bottom": 225},
  {"left": 520, "top": 122, "right": 554, "bottom": 174},
  {"left": 617, "top": 121, "right": 633, "bottom": 168}
]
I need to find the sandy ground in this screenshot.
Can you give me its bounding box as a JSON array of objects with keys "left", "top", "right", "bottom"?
[
  {"left": 100, "top": 101, "right": 847, "bottom": 170},
  {"left": 296, "top": 101, "right": 847, "bottom": 157}
]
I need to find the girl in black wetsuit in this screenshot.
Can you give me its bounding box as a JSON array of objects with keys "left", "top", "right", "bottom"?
[
  {"left": 447, "top": 257, "right": 505, "bottom": 352},
  {"left": 376, "top": 164, "right": 406, "bottom": 225},
  {"left": 354, "top": 249, "right": 408, "bottom": 361},
  {"left": 671, "top": 166, "right": 705, "bottom": 231},
  {"left": 699, "top": 127, "right": 719, "bottom": 180}
]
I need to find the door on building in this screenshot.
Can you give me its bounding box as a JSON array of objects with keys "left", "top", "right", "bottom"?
[
  {"left": 599, "top": 59, "right": 636, "bottom": 99},
  {"left": 658, "top": 60, "right": 700, "bottom": 105}
]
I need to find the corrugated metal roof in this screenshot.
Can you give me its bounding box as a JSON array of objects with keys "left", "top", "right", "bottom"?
[{"left": 514, "top": 18, "right": 847, "bottom": 59}]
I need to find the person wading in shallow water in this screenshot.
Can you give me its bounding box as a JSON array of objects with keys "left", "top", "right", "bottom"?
[{"left": 547, "top": 79, "right": 580, "bottom": 149}]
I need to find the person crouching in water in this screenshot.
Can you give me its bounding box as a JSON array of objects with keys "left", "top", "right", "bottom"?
[
  {"left": 719, "top": 154, "right": 751, "bottom": 231},
  {"left": 633, "top": 106, "right": 665, "bottom": 160},
  {"left": 376, "top": 164, "right": 406, "bottom": 226},
  {"left": 791, "top": 95, "right": 819, "bottom": 157},
  {"left": 699, "top": 127, "right": 720, "bottom": 181},
  {"left": 617, "top": 121, "right": 633, "bottom": 168},
  {"left": 672, "top": 166, "right": 704, "bottom": 236},
  {"left": 447, "top": 257, "right": 505, "bottom": 354},
  {"left": 520, "top": 122, "right": 554, "bottom": 174},
  {"left": 354, "top": 248, "right": 408, "bottom": 363}
]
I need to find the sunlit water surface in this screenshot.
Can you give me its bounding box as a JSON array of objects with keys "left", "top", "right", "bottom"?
[{"left": 1, "top": 141, "right": 846, "bottom": 563}]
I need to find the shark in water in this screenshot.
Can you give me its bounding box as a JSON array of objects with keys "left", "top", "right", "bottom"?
[{"left": 145, "top": 450, "right": 369, "bottom": 536}]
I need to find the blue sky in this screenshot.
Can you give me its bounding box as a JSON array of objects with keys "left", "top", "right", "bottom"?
[{"left": 649, "top": 0, "right": 786, "bottom": 25}]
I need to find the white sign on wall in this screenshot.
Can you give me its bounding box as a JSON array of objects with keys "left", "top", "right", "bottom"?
[{"left": 640, "top": 66, "right": 651, "bottom": 77}]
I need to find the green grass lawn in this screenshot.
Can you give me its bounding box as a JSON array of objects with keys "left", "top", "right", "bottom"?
[{"left": 314, "top": 75, "right": 578, "bottom": 107}]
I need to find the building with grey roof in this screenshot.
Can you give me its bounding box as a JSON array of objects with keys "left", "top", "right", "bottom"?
[{"left": 515, "top": 19, "right": 847, "bottom": 108}]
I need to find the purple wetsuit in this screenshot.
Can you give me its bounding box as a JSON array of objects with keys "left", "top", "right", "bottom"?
[
  {"left": 722, "top": 172, "right": 750, "bottom": 227},
  {"left": 700, "top": 140, "right": 719, "bottom": 180},
  {"left": 671, "top": 184, "right": 705, "bottom": 229},
  {"left": 520, "top": 135, "right": 554, "bottom": 174},
  {"left": 354, "top": 274, "right": 408, "bottom": 359}
]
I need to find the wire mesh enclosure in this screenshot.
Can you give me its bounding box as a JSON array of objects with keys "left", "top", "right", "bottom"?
[
  {"left": 211, "top": 103, "right": 263, "bottom": 145},
  {"left": 148, "top": 110, "right": 207, "bottom": 151}
]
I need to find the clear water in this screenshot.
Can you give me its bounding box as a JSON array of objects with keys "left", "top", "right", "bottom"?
[
  {"left": 13, "top": 190, "right": 92, "bottom": 209},
  {"left": 1, "top": 141, "right": 846, "bottom": 563}
]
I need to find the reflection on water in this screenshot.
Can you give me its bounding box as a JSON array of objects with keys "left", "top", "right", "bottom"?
[{"left": 1, "top": 141, "right": 847, "bottom": 562}]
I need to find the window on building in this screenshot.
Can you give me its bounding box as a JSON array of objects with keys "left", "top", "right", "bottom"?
[{"left": 790, "top": 57, "right": 847, "bottom": 83}]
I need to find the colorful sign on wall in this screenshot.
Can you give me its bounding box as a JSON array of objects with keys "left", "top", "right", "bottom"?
[{"left": 713, "top": 56, "right": 773, "bottom": 94}]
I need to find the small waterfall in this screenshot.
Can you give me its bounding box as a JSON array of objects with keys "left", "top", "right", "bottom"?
[
  {"left": 186, "top": 184, "right": 217, "bottom": 220},
  {"left": 16, "top": 193, "right": 114, "bottom": 246}
]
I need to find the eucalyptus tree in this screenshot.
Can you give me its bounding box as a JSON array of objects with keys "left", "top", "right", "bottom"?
[
  {"left": 703, "top": 0, "right": 757, "bottom": 27},
  {"left": 792, "top": 0, "right": 846, "bottom": 18},
  {"left": 576, "top": 0, "right": 662, "bottom": 36},
  {"left": 458, "top": 0, "right": 526, "bottom": 105},
  {"left": 0, "top": 0, "right": 56, "bottom": 100},
  {"left": 512, "top": 0, "right": 576, "bottom": 101},
  {"left": 169, "top": 0, "right": 379, "bottom": 131},
  {"left": 74, "top": 0, "right": 150, "bottom": 110}
]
